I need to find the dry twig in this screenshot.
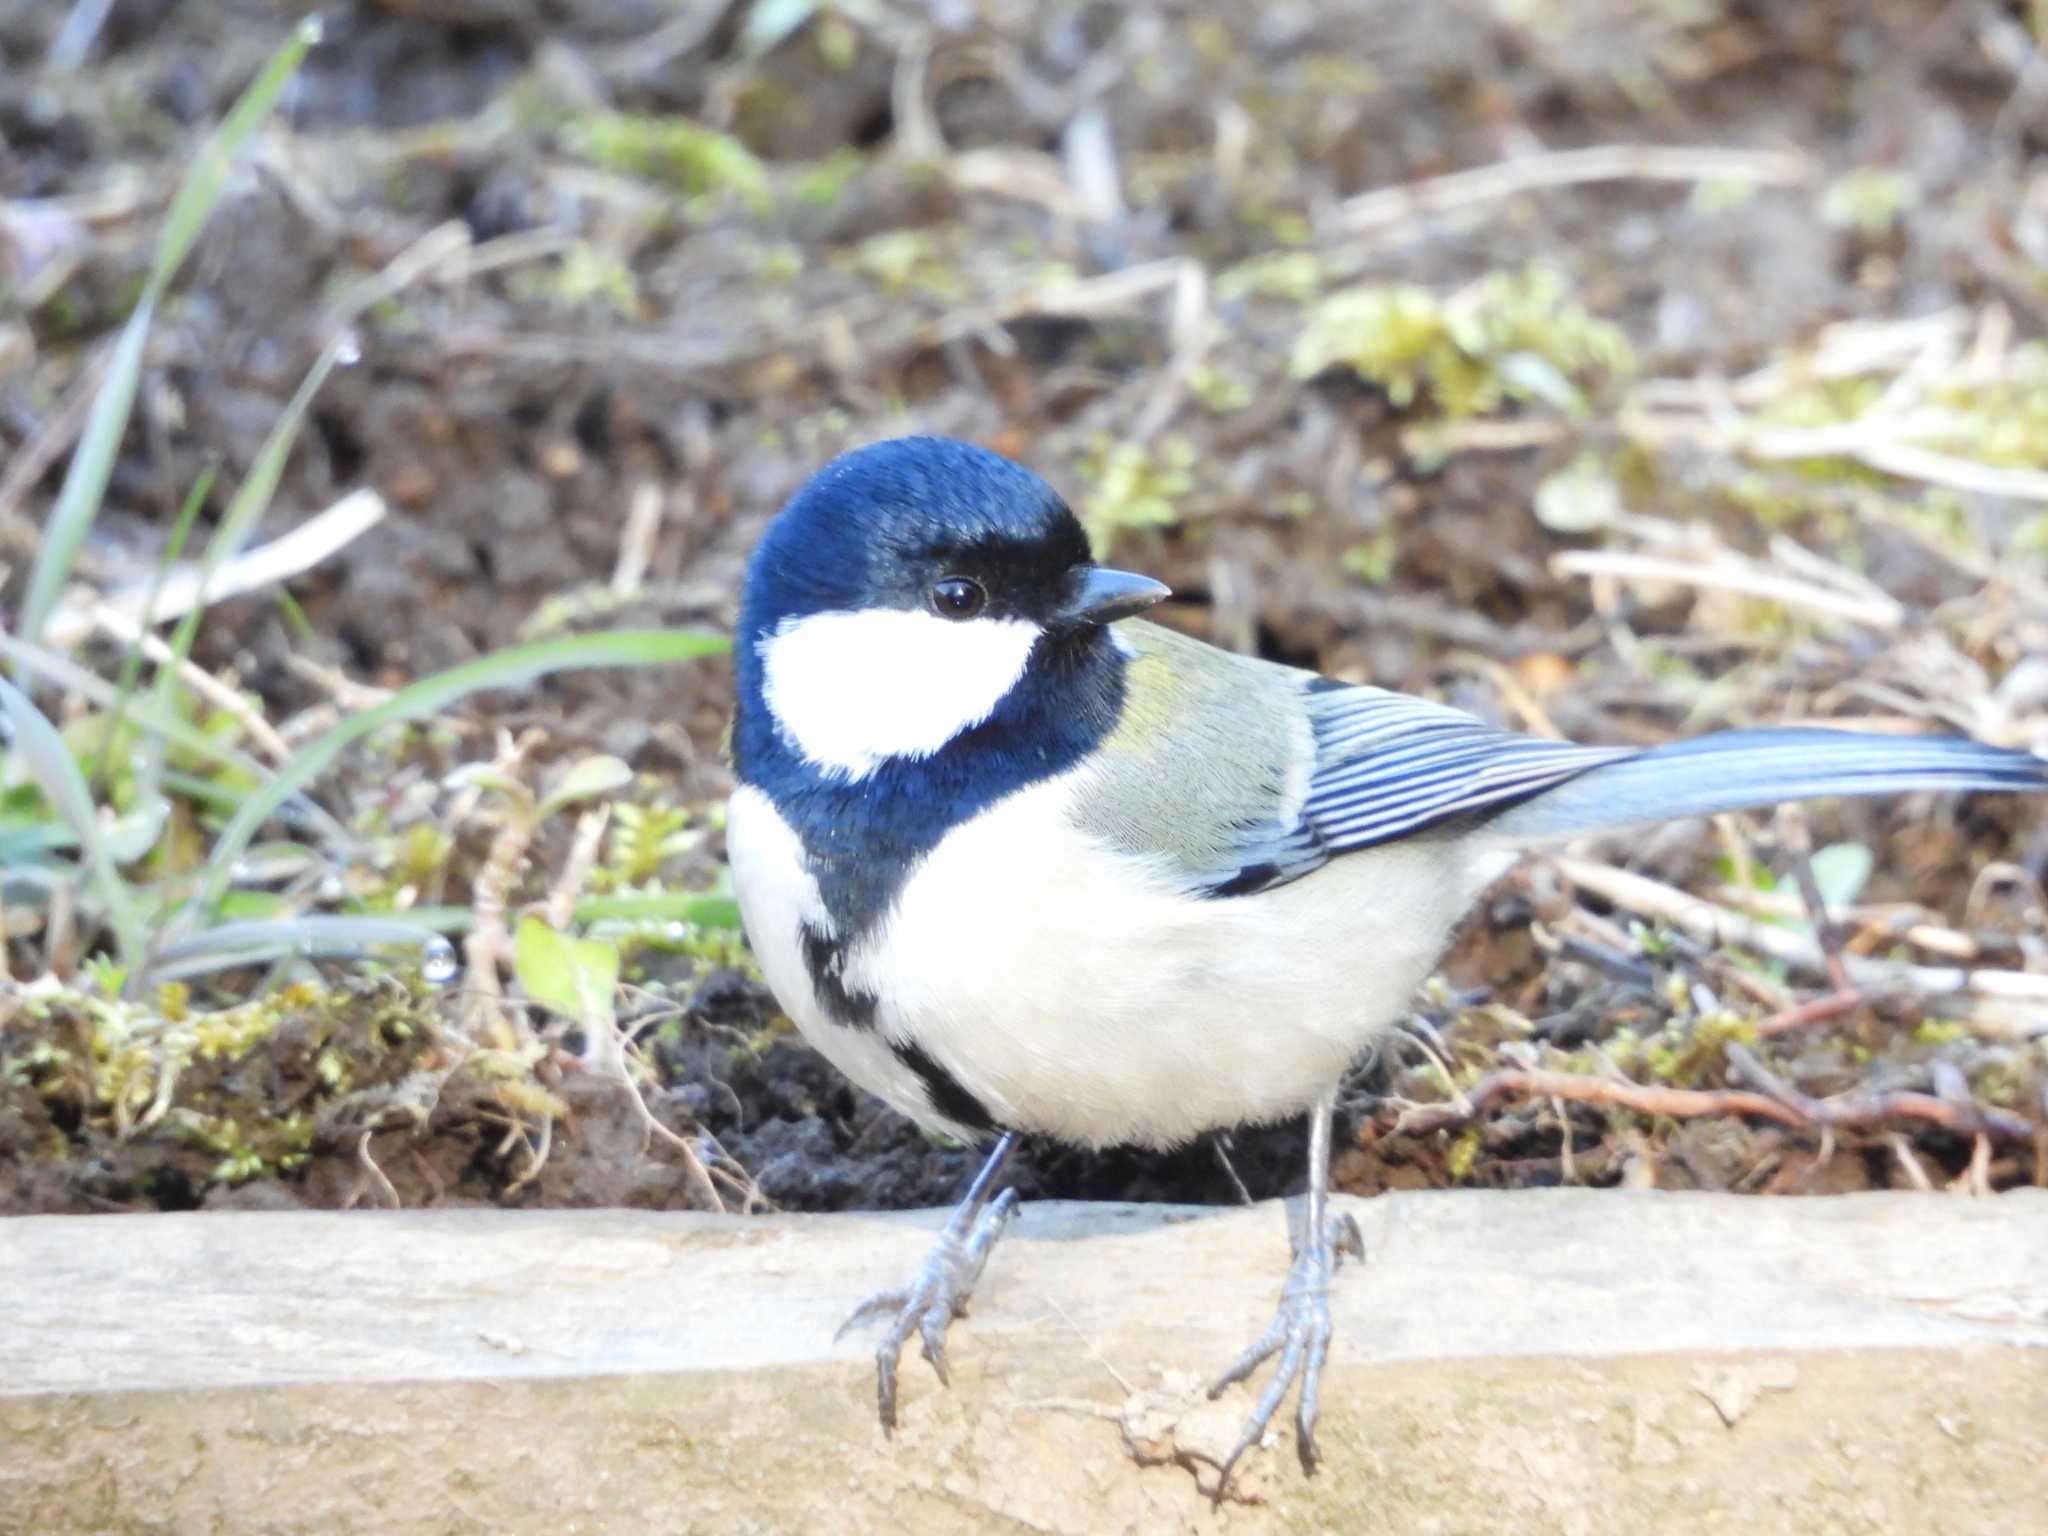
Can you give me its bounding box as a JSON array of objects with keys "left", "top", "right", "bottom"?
[
  {"left": 1550, "top": 548, "right": 1905, "bottom": 630},
  {"left": 1390, "top": 1058, "right": 2032, "bottom": 1143},
  {"left": 44, "top": 488, "right": 388, "bottom": 650},
  {"left": 1555, "top": 856, "right": 2048, "bottom": 1033},
  {"left": 84, "top": 608, "right": 292, "bottom": 762},
  {"left": 349, "top": 1130, "right": 401, "bottom": 1210},
  {"left": 1332, "top": 143, "right": 1810, "bottom": 238},
  {"left": 612, "top": 1032, "right": 725, "bottom": 1213}
]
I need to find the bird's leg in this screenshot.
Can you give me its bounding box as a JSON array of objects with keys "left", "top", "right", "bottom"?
[
  {"left": 836, "top": 1131, "right": 1019, "bottom": 1431},
  {"left": 1207, "top": 1089, "right": 1364, "bottom": 1489}
]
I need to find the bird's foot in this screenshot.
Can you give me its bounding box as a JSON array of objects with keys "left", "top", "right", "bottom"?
[
  {"left": 836, "top": 1183, "right": 1020, "bottom": 1430},
  {"left": 1206, "top": 1210, "right": 1365, "bottom": 1491}
]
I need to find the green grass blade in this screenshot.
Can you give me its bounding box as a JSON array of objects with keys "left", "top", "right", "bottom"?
[
  {"left": 17, "top": 18, "right": 319, "bottom": 656},
  {"left": 97, "top": 459, "right": 216, "bottom": 795},
  {"left": 156, "top": 768, "right": 265, "bottom": 815},
  {"left": 362, "top": 905, "right": 476, "bottom": 934},
  {"left": 153, "top": 230, "right": 470, "bottom": 715},
  {"left": 151, "top": 339, "right": 349, "bottom": 715},
  {"left": 17, "top": 308, "right": 152, "bottom": 654},
  {"left": 145, "top": 915, "right": 455, "bottom": 983},
  {"left": 0, "top": 676, "right": 147, "bottom": 967},
  {"left": 181, "top": 628, "right": 730, "bottom": 926},
  {"left": 573, "top": 892, "right": 741, "bottom": 928},
  {"left": 197, "top": 335, "right": 346, "bottom": 570},
  {"left": 4, "top": 801, "right": 168, "bottom": 869},
  {"left": 1, "top": 825, "right": 77, "bottom": 864},
  {"left": 149, "top": 17, "right": 322, "bottom": 290},
  {"left": 340, "top": 889, "right": 741, "bottom": 935}
]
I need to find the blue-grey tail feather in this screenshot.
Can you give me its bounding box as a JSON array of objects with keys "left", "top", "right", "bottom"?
[{"left": 1485, "top": 727, "right": 2048, "bottom": 844}]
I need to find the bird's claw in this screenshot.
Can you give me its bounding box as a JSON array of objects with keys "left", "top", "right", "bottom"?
[
  {"left": 1206, "top": 1211, "right": 1365, "bottom": 1491},
  {"left": 1328, "top": 1211, "right": 1365, "bottom": 1264},
  {"left": 837, "top": 1185, "right": 1019, "bottom": 1430}
]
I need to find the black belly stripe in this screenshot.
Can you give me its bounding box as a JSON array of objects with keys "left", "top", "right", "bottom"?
[
  {"left": 799, "top": 922, "right": 877, "bottom": 1028},
  {"left": 890, "top": 1039, "right": 999, "bottom": 1134}
]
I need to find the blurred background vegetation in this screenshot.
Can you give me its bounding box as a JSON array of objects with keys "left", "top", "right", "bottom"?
[{"left": 1, "top": 0, "right": 2044, "bottom": 1218}]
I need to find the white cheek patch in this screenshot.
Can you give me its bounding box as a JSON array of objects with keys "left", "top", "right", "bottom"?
[{"left": 759, "top": 608, "right": 1043, "bottom": 780}]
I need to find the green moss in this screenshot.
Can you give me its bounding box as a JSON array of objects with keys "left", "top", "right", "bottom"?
[
  {"left": 1341, "top": 531, "right": 1399, "bottom": 585},
  {"left": 1971, "top": 1060, "right": 2021, "bottom": 1106},
  {"left": 1924, "top": 343, "right": 2048, "bottom": 469},
  {"left": 1215, "top": 250, "right": 1323, "bottom": 303},
  {"left": 1237, "top": 204, "right": 1313, "bottom": 247},
  {"left": 1613, "top": 1008, "right": 1761, "bottom": 1088},
  {"left": 561, "top": 113, "right": 772, "bottom": 215},
  {"left": 792, "top": 150, "right": 864, "bottom": 207},
  {"left": 1690, "top": 177, "right": 1762, "bottom": 215},
  {"left": 622, "top": 920, "right": 756, "bottom": 977},
  {"left": 1744, "top": 336, "right": 2048, "bottom": 497},
  {"left": 505, "top": 243, "right": 641, "bottom": 317},
  {"left": 0, "top": 968, "right": 466, "bottom": 1196},
  {"left": 1075, "top": 436, "right": 1200, "bottom": 552},
  {"left": 1910, "top": 1019, "right": 1969, "bottom": 1047},
  {"left": 488, "top": 1077, "right": 573, "bottom": 1122},
  {"left": 811, "top": 12, "right": 861, "bottom": 69},
  {"left": 382, "top": 823, "right": 454, "bottom": 897},
  {"left": 1188, "top": 364, "right": 1257, "bottom": 413},
  {"left": 1446, "top": 1125, "right": 1483, "bottom": 1181},
  {"left": 842, "top": 229, "right": 965, "bottom": 299}
]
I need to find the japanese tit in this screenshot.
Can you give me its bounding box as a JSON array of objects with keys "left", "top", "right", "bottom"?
[{"left": 726, "top": 435, "right": 2045, "bottom": 1481}]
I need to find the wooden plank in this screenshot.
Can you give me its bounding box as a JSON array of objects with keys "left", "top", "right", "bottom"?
[{"left": 2, "top": 1191, "right": 2043, "bottom": 1531}]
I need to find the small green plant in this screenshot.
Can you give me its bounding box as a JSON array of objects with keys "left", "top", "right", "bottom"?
[
  {"left": 605, "top": 800, "right": 701, "bottom": 886},
  {"left": 17, "top": 19, "right": 323, "bottom": 656},
  {"left": 513, "top": 915, "right": 621, "bottom": 1039},
  {"left": 1821, "top": 167, "right": 1918, "bottom": 237},
  {"left": 1340, "top": 531, "right": 1400, "bottom": 586},
  {"left": 1291, "top": 265, "right": 1634, "bottom": 418}
]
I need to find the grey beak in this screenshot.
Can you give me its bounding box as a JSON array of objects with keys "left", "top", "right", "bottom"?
[{"left": 1056, "top": 565, "right": 1172, "bottom": 625}]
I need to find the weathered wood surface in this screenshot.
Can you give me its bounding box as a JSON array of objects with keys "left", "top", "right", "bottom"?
[{"left": 3, "top": 1190, "right": 2044, "bottom": 1533}]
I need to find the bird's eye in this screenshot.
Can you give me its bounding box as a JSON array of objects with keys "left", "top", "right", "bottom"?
[{"left": 929, "top": 577, "right": 987, "bottom": 620}]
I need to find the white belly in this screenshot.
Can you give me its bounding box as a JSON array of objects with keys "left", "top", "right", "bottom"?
[{"left": 727, "top": 774, "right": 1507, "bottom": 1149}]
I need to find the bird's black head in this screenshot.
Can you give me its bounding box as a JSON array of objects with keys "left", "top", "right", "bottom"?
[
  {"left": 739, "top": 436, "right": 1164, "bottom": 637},
  {"left": 735, "top": 437, "right": 1168, "bottom": 786}
]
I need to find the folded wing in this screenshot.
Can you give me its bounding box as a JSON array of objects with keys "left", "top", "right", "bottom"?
[{"left": 1210, "top": 677, "right": 2046, "bottom": 897}]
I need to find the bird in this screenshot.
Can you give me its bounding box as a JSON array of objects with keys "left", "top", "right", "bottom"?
[{"left": 726, "top": 434, "right": 2047, "bottom": 1489}]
